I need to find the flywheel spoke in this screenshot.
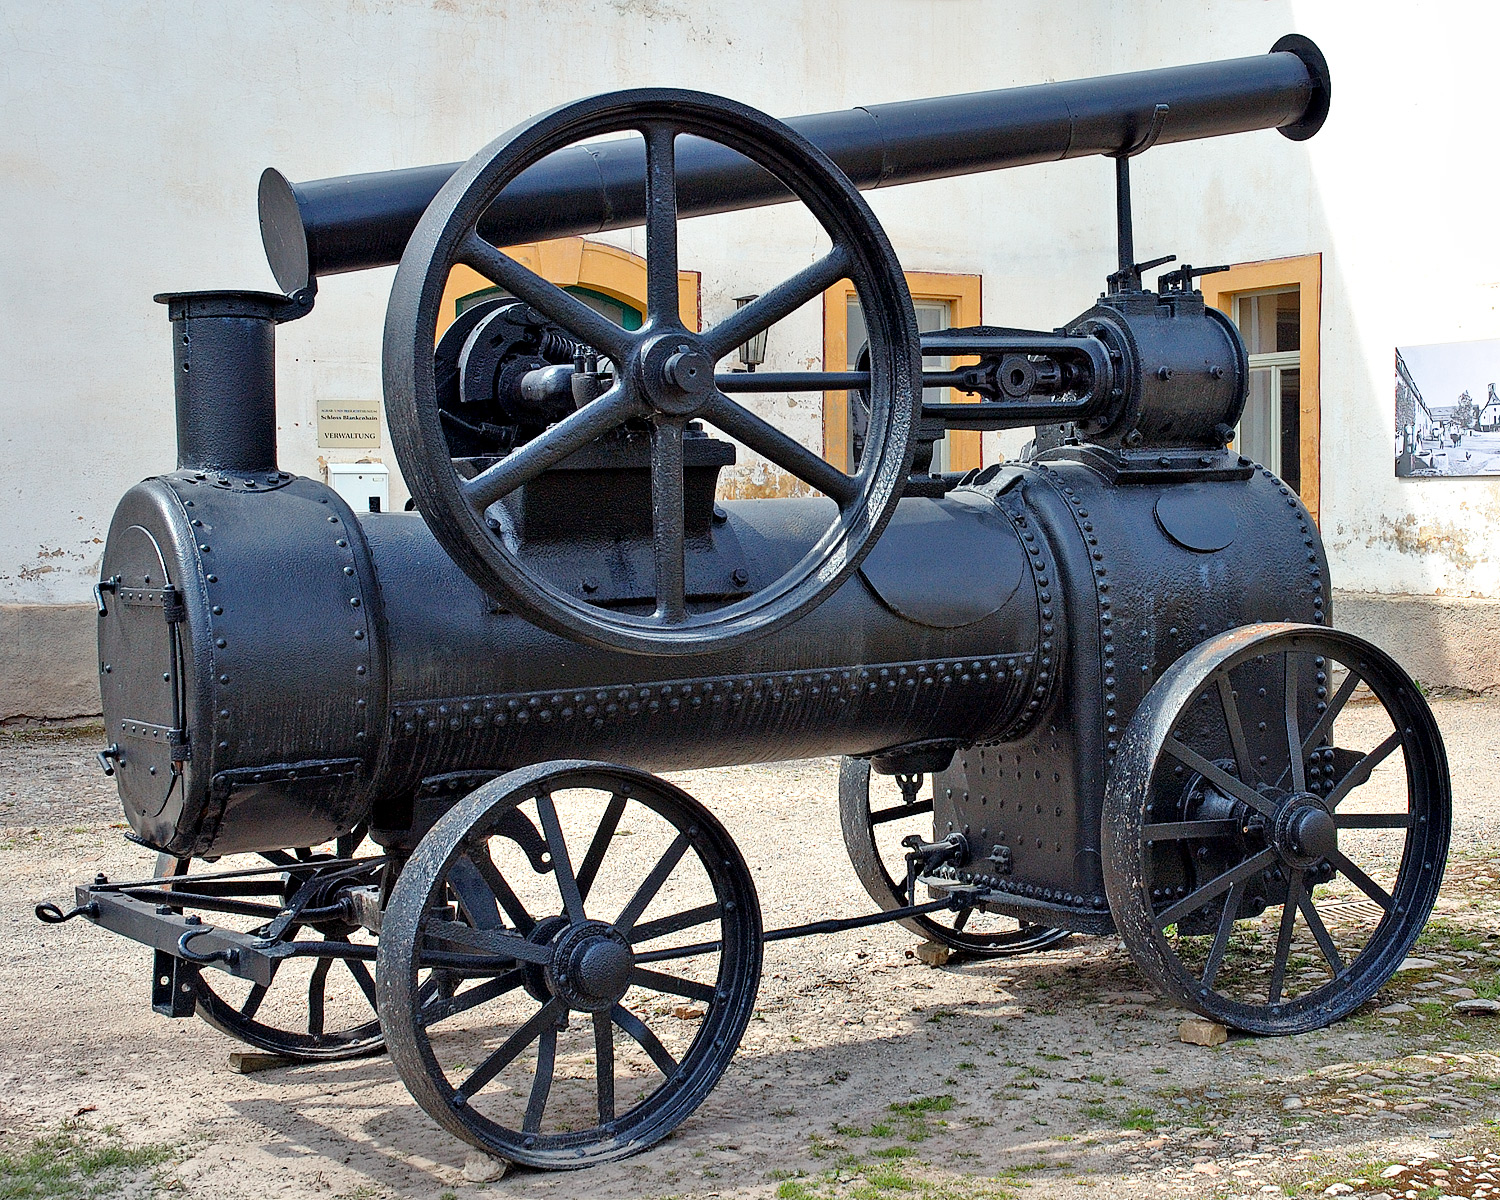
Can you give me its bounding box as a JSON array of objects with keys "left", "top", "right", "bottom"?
[
  {"left": 643, "top": 123, "right": 680, "bottom": 323},
  {"left": 703, "top": 246, "right": 853, "bottom": 361},
  {"left": 650, "top": 416, "right": 688, "bottom": 622},
  {"left": 459, "top": 234, "right": 631, "bottom": 362},
  {"left": 703, "top": 392, "right": 860, "bottom": 505}
]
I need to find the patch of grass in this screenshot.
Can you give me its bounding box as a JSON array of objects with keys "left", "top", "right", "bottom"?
[
  {"left": 1119, "top": 1105, "right": 1157, "bottom": 1132},
  {"left": 777, "top": 1182, "right": 815, "bottom": 1200},
  {"left": 0, "top": 1125, "right": 175, "bottom": 1200},
  {"left": 872, "top": 1146, "right": 915, "bottom": 1160},
  {"left": 890, "top": 1096, "right": 954, "bottom": 1116},
  {"left": 1420, "top": 922, "right": 1486, "bottom": 952},
  {"left": 1081, "top": 1100, "right": 1114, "bottom": 1121}
]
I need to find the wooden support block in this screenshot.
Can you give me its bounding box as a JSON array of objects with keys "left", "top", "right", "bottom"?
[{"left": 228, "top": 1050, "right": 294, "bottom": 1074}]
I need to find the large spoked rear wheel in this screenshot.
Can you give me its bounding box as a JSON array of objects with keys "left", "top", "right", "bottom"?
[
  {"left": 384, "top": 88, "right": 921, "bottom": 656},
  {"left": 838, "top": 757, "right": 1069, "bottom": 957},
  {"left": 1102, "top": 624, "right": 1450, "bottom": 1034},
  {"left": 377, "top": 761, "right": 762, "bottom": 1168}
]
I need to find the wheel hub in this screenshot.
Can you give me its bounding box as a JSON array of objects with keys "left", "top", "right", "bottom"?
[
  {"left": 546, "top": 920, "right": 636, "bottom": 1012},
  {"left": 1273, "top": 793, "right": 1337, "bottom": 868},
  {"left": 637, "top": 333, "right": 716, "bottom": 417}
]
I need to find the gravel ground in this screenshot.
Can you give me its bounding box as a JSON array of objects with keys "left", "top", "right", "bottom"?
[{"left": 2, "top": 694, "right": 1500, "bottom": 1200}]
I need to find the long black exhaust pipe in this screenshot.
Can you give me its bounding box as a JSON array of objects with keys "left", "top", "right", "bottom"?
[{"left": 258, "top": 35, "right": 1328, "bottom": 294}]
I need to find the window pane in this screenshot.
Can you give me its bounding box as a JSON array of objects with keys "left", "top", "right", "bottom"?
[
  {"left": 1276, "top": 291, "right": 1300, "bottom": 353},
  {"left": 1236, "top": 289, "right": 1298, "bottom": 356},
  {"left": 1279, "top": 367, "right": 1301, "bottom": 494},
  {"left": 1240, "top": 366, "right": 1279, "bottom": 474}
]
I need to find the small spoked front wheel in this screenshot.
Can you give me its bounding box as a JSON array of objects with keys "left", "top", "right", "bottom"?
[
  {"left": 1103, "top": 623, "right": 1450, "bottom": 1034},
  {"left": 838, "top": 757, "right": 1069, "bottom": 957},
  {"left": 377, "top": 761, "right": 762, "bottom": 1168},
  {"left": 158, "top": 840, "right": 387, "bottom": 1062}
]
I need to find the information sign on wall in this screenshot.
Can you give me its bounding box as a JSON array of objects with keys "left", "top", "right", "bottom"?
[{"left": 316, "top": 398, "right": 382, "bottom": 448}]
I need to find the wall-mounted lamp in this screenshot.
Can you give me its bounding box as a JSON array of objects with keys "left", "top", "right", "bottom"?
[{"left": 734, "top": 295, "right": 768, "bottom": 371}]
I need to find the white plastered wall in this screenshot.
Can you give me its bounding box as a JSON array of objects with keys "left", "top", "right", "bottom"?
[{"left": 1, "top": 0, "right": 1495, "bottom": 620}]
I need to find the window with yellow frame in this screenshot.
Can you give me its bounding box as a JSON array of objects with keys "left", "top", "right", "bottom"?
[
  {"left": 822, "top": 272, "right": 982, "bottom": 474},
  {"left": 1200, "top": 254, "right": 1322, "bottom": 524}
]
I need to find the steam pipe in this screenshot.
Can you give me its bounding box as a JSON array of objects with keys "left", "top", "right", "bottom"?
[{"left": 258, "top": 36, "right": 1329, "bottom": 293}]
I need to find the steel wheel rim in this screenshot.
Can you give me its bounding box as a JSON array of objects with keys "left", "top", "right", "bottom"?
[
  {"left": 377, "top": 760, "right": 762, "bottom": 1167},
  {"left": 384, "top": 89, "right": 921, "bottom": 656},
  {"left": 838, "top": 757, "right": 1069, "bottom": 957},
  {"left": 1102, "top": 624, "right": 1450, "bottom": 1034}
]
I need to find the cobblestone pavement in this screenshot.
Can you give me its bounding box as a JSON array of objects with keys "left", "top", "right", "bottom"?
[{"left": 1, "top": 694, "right": 1499, "bottom": 1200}]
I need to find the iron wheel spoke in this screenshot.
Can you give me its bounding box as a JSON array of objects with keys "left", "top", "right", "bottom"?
[
  {"left": 425, "top": 918, "right": 552, "bottom": 964},
  {"left": 1325, "top": 731, "right": 1404, "bottom": 809},
  {"left": 308, "top": 958, "right": 331, "bottom": 1035},
  {"left": 630, "top": 967, "right": 716, "bottom": 1003},
  {"left": 575, "top": 794, "right": 627, "bottom": 905},
  {"left": 1301, "top": 669, "right": 1363, "bottom": 758},
  {"left": 459, "top": 233, "right": 631, "bottom": 361},
  {"left": 703, "top": 392, "right": 859, "bottom": 505},
  {"left": 650, "top": 417, "right": 687, "bottom": 622},
  {"left": 522, "top": 1026, "right": 558, "bottom": 1134},
  {"left": 615, "top": 833, "right": 690, "bottom": 934},
  {"left": 643, "top": 123, "right": 680, "bottom": 323},
  {"left": 1143, "top": 819, "right": 1241, "bottom": 842},
  {"left": 463, "top": 845, "right": 537, "bottom": 934},
  {"left": 704, "top": 246, "right": 853, "bottom": 361},
  {"left": 461, "top": 385, "right": 644, "bottom": 510},
  {"left": 240, "top": 983, "right": 269, "bottom": 1020},
  {"left": 419, "top": 970, "right": 525, "bottom": 1028},
  {"left": 1334, "top": 812, "right": 1410, "bottom": 829},
  {"left": 1298, "top": 891, "right": 1345, "bottom": 975},
  {"left": 629, "top": 902, "right": 721, "bottom": 944},
  {"left": 612, "top": 1003, "right": 678, "bottom": 1077},
  {"left": 343, "top": 953, "right": 379, "bottom": 1012},
  {"left": 1163, "top": 739, "right": 1277, "bottom": 817},
  {"left": 1329, "top": 850, "right": 1395, "bottom": 911},
  {"left": 1284, "top": 652, "right": 1306, "bottom": 793},
  {"left": 1155, "top": 848, "right": 1277, "bottom": 931},
  {"left": 869, "top": 797, "right": 934, "bottom": 825},
  {"left": 457, "top": 997, "right": 564, "bottom": 1103},
  {"left": 1201, "top": 880, "right": 1243, "bottom": 991},
  {"left": 1216, "top": 672, "right": 1257, "bottom": 785},
  {"left": 593, "top": 1011, "right": 616, "bottom": 1124},
  {"left": 535, "top": 790, "right": 586, "bottom": 924},
  {"left": 1267, "top": 871, "right": 1304, "bottom": 1004},
  {"left": 951, "top": 907, "right": 973, "bottom": 933}
]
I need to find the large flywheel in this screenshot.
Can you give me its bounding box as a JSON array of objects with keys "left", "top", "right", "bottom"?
[{"left": 383, "top": 89, "right": 921, "bottom": 655}]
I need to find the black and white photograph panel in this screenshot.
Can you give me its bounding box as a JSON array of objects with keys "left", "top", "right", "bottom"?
[{"left": 1395, "top": 339, "right": 1500, "bottom": 476}]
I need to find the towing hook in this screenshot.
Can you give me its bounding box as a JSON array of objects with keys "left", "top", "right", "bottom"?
[
  {"left": 35, "top": 901, "right": 99, "bottom": 924},
  {"left": 178, "top": 924, "right": 240, "bottom": 967}
]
